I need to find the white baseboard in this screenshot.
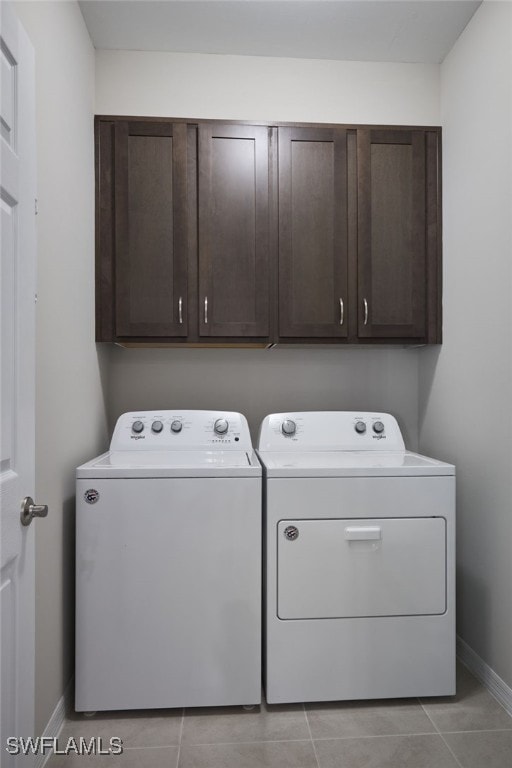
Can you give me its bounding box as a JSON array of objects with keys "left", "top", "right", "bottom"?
[
  {"left": 457, "top": 635, "right": 512, "bottom": 717},
  {"left": 35, "top": 678, "right": 73, "bottom": 768}
]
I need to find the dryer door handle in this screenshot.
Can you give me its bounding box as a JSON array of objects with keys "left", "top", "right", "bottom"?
[{"left": 344, "top": 526, "right": 381, "bottom": 541}]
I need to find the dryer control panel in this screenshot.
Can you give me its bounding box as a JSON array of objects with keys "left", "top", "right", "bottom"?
[
  {"left": 257, "top": 412, "right": 405, "bottom": 452},
  {"left": 110, "top": 410, "right": 253, "bottom": 451}
]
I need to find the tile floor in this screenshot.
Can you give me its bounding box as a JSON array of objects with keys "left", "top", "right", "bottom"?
[{"left": 48, "top": 663, "right": 512, "bottom": 767}]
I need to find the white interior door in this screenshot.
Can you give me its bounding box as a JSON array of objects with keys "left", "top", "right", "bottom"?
[{"left": 1, "top": 3, "right": 37, "bottom": 765}]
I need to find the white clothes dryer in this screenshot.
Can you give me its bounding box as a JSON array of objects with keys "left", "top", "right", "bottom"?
[
  {"left": 257, "top": 411, "right": 455, "bottom": 704},
  {"left": 76, "top": 410, "right": 261, "bottom": 712}
]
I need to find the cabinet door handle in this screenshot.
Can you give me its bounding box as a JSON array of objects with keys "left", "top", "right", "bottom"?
[
  {"left": 339, "top": 298, "right": 344, "bottom": 326},
  {"left": 204, "top": 296, "right": 208, "bottom": 324},
  {"left": 363, "top": 298, "right": 369, "bottom": 326},
  {"left": 178, "top": 296, "right": 183, "bottom": 324}
]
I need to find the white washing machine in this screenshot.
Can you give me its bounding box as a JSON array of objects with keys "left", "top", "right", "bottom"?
[
  {"left": 75, "top": 410, "right": 261, "bottom": 712},
  {"left": 257, "top": 411, "right": 455, "bottom": 704}
]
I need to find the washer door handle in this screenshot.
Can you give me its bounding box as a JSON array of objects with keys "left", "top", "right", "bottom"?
[{"left": 345, "top": 526, "right": 381, "bottom": 541}]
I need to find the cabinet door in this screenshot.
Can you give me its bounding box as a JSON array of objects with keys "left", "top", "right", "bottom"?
[
  {"left": 115, "top": 121, "right": 188, "bottom": 337},
  {"left": 198, "top": 124, "right": 270, "bottom": 338},
  {"left": 278, "top": 127, "right": 348, "bottom": 338},
  {"left": 358, "top": 129, "right": 426, "bottom": 339}
]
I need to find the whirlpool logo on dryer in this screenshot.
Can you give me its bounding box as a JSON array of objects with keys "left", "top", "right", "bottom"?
[{"left": 130, "top": 434, "right": 145, "bottom": 440}]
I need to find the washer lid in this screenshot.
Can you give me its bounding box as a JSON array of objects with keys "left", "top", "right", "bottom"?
[
  {"left": 77, "top": 450, "right": 262, "bottom": 478},
  {"left": 257, "top": 450, "right": 455, "bottom": 477}
]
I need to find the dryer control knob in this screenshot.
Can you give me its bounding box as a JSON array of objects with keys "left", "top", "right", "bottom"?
[
  {"left": 373, "top": 421, "right": 385, "bottom": 434},
  {"left": 354, "top": 421, "right": 366, "bottom": 434},
  {"left": 170, "top": 420, "right": 183, "bottom": 433},
  {"left": 151, "top": 421, "right": 163, "bottom": 434},
  {"left": 214, "top": 418, "right": 229, "bottom": 435},
  {"left": 281, "top": 419, "right": 297, "bottom": 436},
  {"left": 132, "top": 420, "right": 144, "bottom": 434}
]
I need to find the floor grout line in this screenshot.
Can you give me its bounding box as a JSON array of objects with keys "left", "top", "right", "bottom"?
[
  {"left": 123, "top": 745, "right": 180, "bottom": 751},
  {"left": 303, "top": 703, "right": 321, "bottom": 768},
  {"left": 435, "top": 727, "right": 512, "bottom": 734},
  {"left": 309, "top": 731, "right": 448, "bottom": 742},
  {"left": 419, "top": 699, "right": 465, "bottom": 768},
  {"left": 121, "top": 726, "right": 512, "bottom": 750},
  {"left": 175, "top": 708, "right": 185, "bottom": 768},
  {"left": 174, "top": 737, "right": 316, "bottom": 747},
  {"left": 437, "top": 732, "right": 465, "bottom": 768}
]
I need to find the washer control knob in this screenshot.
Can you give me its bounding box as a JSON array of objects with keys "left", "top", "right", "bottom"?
[
  {"left": 132, "top": 420, "right": 144, "bottom": 434},
  {"left": 281, "top": 419, "right": 297, "bottom": 436},
  {"left": 354, "top": 421, "right": 366, "bottom": 434},
  {"left": 151, "top": 420, "right": 163, "bottom": 434},
  {"left": 214, "top": 418, "right": 229, "bottom": 435},
  {"left": 170, "top": 420, "right": 183, "bottom": 433},
  {"left": 373, "top": 421, "right": 385, "bottom": 434}
]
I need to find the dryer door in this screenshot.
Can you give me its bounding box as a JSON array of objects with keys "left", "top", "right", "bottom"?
[{"left": 277, "top": 517, "right": 446, "bottom": 619}]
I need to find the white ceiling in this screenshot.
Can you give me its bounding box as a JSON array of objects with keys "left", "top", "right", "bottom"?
[{"left": 79, "top": 0, "right": 481, "bottom": 64}]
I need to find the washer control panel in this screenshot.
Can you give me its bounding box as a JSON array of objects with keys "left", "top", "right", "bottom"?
[
  {"left": 112, "top": 411, "right": 253, "bottom": 451},
  {"left": 214, "top": 418, "right": 229, "bottom": 435},
  {"left": 281, "top": 419, "right": 297, "bottom": 436},
  {"left": 258, "top": 412, "right": 405, "bottom": 451}
]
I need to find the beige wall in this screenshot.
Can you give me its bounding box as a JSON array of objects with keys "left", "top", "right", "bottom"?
[
  {"left": 97, "top": 49, "right": 442, "bottom": 449},
  {"left": 109, "top": 347, "right": 420, "bottom": 448},
  {"left": 419, "top": 1, "right": 512, "bottom": 687},
  {"left": 95, "top": 49, "right": 439, "bottom": 125},
  {"left": 13, "top": 2, "right": 110, "bottom": 734}
]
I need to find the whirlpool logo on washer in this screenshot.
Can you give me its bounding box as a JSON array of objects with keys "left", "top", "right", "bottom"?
[{"left": 84, "top": 489, "right": 100, "bottom": 504}]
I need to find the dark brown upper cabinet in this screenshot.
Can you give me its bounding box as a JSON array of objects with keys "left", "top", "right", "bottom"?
[
  {"left": 95, "top": 117, "right": 441, "bottom": 346},
  {"left": 278, "top": 127, "right": 349, "bottom": 338},
  {"left": 277, "top": 126, "right": 441, "bottom": 344},
  {"left": 96, "top": 118, "right": 271, "bottom": 344},
  {"left": 114, "top": 121, "right": 188, "bottom": 338},
  {"left": 357, "top": 128, "right": 433, "bottom": 341},
  {"left": 198, "top": 124, "right": 270, "bottom": 338}
]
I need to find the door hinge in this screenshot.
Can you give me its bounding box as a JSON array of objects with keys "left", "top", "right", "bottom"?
[{"left": 34, "top": 198, "right": 38, "bottom": 215}]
